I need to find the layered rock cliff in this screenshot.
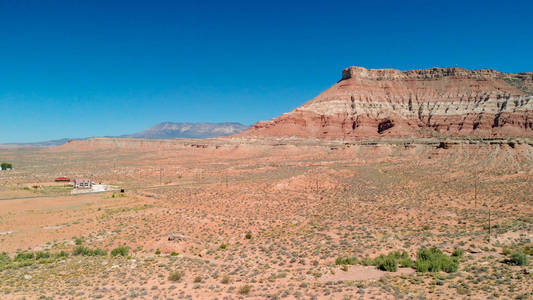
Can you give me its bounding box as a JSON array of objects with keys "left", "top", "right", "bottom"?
[{"left": 238, "top": 67, "right": 533, "bottom": 139}]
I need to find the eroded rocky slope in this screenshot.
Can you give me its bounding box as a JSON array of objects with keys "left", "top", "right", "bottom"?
[{"left": 239, "top": 67, "right": 533, "bottom": 139}]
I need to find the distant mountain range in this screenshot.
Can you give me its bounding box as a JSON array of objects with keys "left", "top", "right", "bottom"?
[
  {"left": 1, "top": 122, "right": 249, "bottom": 147},
  {"left": 120, "top": 122, "right": 248, "bottom": 139}
]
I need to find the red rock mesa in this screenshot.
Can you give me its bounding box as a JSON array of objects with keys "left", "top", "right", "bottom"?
[{"left": 238, "top": 67, "right": 533, "bottom": 139}]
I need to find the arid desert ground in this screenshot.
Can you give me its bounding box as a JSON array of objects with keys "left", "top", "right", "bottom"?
[{"left": 0, "top": 137, "right": 531, "bottom": 299}]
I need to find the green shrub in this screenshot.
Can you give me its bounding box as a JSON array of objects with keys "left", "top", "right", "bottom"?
[
  {"left": 72, "top": 246, "right": 89, "bottom": 256},
  {"left": 14, "top": 252, "right": 35, "bottom": 261},
  {"left": 415, "top": 260, "right": 430, "bottom": 272},
  {"left": 155, "top": 249, "right": 161, "bottom": 255},
  {"left": 35, "top": 251, "right": 51, "bottom": 260},
  {"left": 194, "top": 276, "right": 203, "bottom": 283},
  {"left": 506, "top": 252, "right": 529, "bottom": 266},
  {"left": 335, "top": 256, "right": 358, "bottom": 265},
  {"left": 111, "top": 246, "right": 129, "bottom": 257},
  {"left": 415, "top": 247, "right": 459, "bottom": 273},
  {"left": 367, "top": 250, "right": 413, "bottom": 272},
  {"left": 0, "top": 251, "right": 69, "bottom": 271},
  {"left": 55, "top": 251, "right": 69, "bottom": 258},
  {"left": 219, "top": 243, "right": 227, "bottom": 250},
  {"left": 245, "top": 232, "right": 252, "bottom": 239},
  {"left": 398, "top": 257, "right": 414, "bottom": 268},
  {"left": 72, "top": 246, "right": 106, "bottom": 256},
  {"left": 168, "top": 270, "right": 184, "bottom": 282},
  {"left": 390, "top": 250, "right": 413, "bottom": 267},
  {"left": 74, "top": 237, "right": 84, "bottom": 245},
  {"left": 170, "top": 252, "right": 179, "bottom": 256},
  {"left": 360, "top": 257, "right": 373, "bottom": 266},
  {"left": 374, "top": 254, "right": 398, "bottom": 272}
]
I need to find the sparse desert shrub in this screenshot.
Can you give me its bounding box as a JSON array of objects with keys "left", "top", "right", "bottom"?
[
  {"left": 0, "top": 252, "right": 11, "bottom": 266},
  {"left": 170, "top": 252, "right": 179, "bottom": 256},
  {"left": 221, "top": 275, "right": 230, "bottom": 284},
  {"left": 245, "top": 232, "right": 252, "bottom": 239},
  {"left": 502, "top": 247, "right": 512, "bottom": 255},
  {"left": 522, "top": 245, "right": 533, "bottom": 255},
  {"left": 335, "top": 256, "right": 358, "bottom": 265},
  {"left": 220, "top": 243, "right": 227, "bottom": 249},
  {"left": 505, "top": 252, "right": 529, "bottom": 266},
  {"left": 74, "top": 237, "right": 84, "bottom": 245},
  {"left": 415, "top": 247, "right": 459, "bottom": 273},
  {"left": 155, "top": 249, "right": 161, "bottom": 255},
  {"left": 239, "top": 285, "right": 251, "bottom": 295},
  {"left": 341, "top": 264, "right": 349, "bottom": 271},
  {"left": 194, "top": 275, "right": 203, "bottom": 283},
  {"left": 452, "top": 249, "right": 465, "bottom": 257},
  {"left": 111, "top": 246, "right": 129, "bottom": 257},
  {"left": 168, "top": 270, "right": 184, "bottom": 282}
]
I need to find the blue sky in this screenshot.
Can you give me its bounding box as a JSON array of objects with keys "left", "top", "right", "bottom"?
[{"left": 1, "top": 0, "right": 532, "bottom": 143}]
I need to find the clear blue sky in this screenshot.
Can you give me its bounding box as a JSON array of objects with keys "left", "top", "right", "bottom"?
[{"left": 1, "top": 0, "right": 532, "bottom": 143}]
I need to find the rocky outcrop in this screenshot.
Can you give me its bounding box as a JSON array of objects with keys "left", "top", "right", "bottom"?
[{"left": 238, "top": 67, "right": 533, "bottom": 139}]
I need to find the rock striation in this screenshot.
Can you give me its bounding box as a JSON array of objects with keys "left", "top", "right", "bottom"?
[{"left": 238, "top": 67, "right": 533, "bottom": 139}]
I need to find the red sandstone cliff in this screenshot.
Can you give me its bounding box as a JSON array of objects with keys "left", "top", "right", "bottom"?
[{"left": 238, "top": 67, "right": 533, "bottom": 139}]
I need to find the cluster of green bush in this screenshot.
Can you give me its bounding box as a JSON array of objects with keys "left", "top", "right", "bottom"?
[
  {"left": 72, "top": 246, "right": 107, "bottom": 256},
  {"left": 1, "top": 162, "right": 12, "bottom": 170},
  {"left": 336, "top": 247, "right": 461, "bottom": 273},
  {"left": 375, "top": 250, "right": 414, "bottom": 272},
  {"left": 0, "top": 245, "right": 131, "bottom": 271},
  {"left": 502, "top": 244, "right": 531, "bottom": 266},
  {"left": 110, "top": 246, "right": 129, "bottom": 257},
  {"left": 73, "top": 245, "right": 130, "bottom": 257},
  {"left": 0, "top": 250, "right": 69, "bottom": 271},
  {"left": 415, "top": 247, "right": 459, "bottom": 273},
  {"left": 335, "top": 256, "right": 358, "bottom": 265}
]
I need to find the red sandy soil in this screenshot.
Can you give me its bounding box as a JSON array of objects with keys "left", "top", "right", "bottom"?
[{"left": 0, "top": 137, "right": 531, "bottom": 299}]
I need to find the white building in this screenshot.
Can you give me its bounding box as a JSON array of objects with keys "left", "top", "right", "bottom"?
[{"left": 74, "top": 178, "right": 92, "bottom": 189}]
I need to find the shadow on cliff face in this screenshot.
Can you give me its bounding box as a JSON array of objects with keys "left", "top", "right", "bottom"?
[{"left": 378, "top": 120, "right": 394, "bottom": 134}]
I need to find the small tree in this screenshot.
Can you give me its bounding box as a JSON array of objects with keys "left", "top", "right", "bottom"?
[{"left": 1, "top": 163, "right": 12, "bottom": 170}]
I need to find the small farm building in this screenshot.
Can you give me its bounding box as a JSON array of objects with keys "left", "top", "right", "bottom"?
[{"left": 55, "top": 177, "right": 70, "bottom": 182}]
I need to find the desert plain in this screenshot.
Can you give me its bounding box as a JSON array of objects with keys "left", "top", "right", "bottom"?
[{"left": 0, "top": 136, "right": 531, "bottom": 299}]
